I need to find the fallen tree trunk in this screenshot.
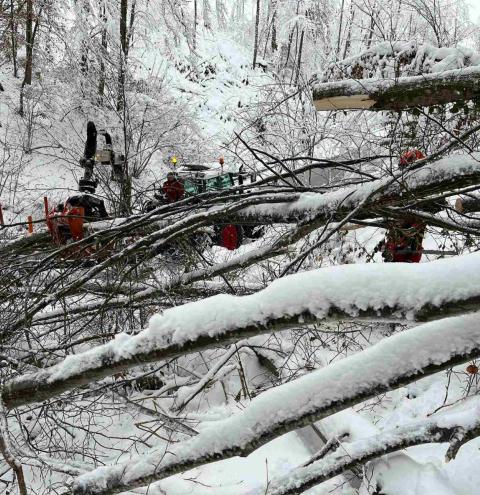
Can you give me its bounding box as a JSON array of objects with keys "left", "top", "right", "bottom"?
[
  {"left": 455, "top": 195, "right": 480, "bottom": 214},
  {"left": 230, "top": 152, "right": 480, "bottom": 224},
  {"left": 70, "top": 313, "right": 480, "bottom": 495},
  {"left": 3, "top": 252, "right": 480, "bottom": 410},
  {"left": 254, "top": 411, "right": 480, "bottom": 495},
  {"left": 0, "top": 157, "right": 381, "bottom": 258},
  {"left": 4, "top": 152, "right": 480, "bottom": 339},
  {"left": 312, "top": 67, "right": 480, "bottom": 111},
  {"left": 6, "top": 152, "right": 480, "bottom": 261}
]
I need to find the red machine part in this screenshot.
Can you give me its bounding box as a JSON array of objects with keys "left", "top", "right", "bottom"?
[
  {"left": 218, "top": 224, "right": 243, "bottom": 251},
  {"left": 46, "top": 205, "right": 85, "bottom": 246},
  {"left": 399, "top": 149, "right": 425, "bottom": 167},
  {"left": 384, "top": 220, "right": 426, "bottom": 263},
  {"left": 67, "top": 207, "right": 85, "bottom": 241}
]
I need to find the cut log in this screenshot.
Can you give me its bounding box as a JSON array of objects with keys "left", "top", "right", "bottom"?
[
  {"left": 455, "top": 196, "right": 480, "bottom": 214},
  {"left": 313, "top": 67, "right": 480, "bottom": 112}
]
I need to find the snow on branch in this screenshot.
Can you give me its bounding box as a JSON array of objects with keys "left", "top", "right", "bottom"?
[
  {"left": 71, "top": 314, "right": 480, "bottom": 495},
  {"left": 252, "top": 407, "right": 480, "bottom": 495},
  {"left": 236, "top": 152, "right": 480, "bottom": 223},
  {"left": 12, "top": 151, "right": 480, "bottom": 330},
  {"left": 313, "top": 41, "right": 480, "bottom": 111},
  {"left": 10, "top": 151, "right": 477, "bottom": 333},
  {"left": 312, "top": 66, "right": 480, "bottom": 111},
  {"left": 6, "top": 191, "right": 301, "bottom": 335},
  {"left": 4, "top": 252, "right": 480, "bottom": 412},
  {"left": 322, "top": 41, "right": 480, "bottom": 82}
]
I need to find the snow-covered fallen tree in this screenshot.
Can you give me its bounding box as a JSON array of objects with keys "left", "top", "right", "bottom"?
[
  {"left": 70, "top": 313, "right": 480, "bottom": 494},
  {"left": 3, "top": 2, "right": 480, "bottom": 494},
  {"left": 5, "top": 151, "right": 480, "bottom": 334},
  {"left": 4, "top": 252, "right": 480, "bottom": 411},
  {"left": 253, "top": 406, "right": 480, "bottom": 495},
  {"left": 322, "top": 41, "right": 480, "bottom": 82},
  {"left": 237, "top": 151, "right": 480, "bottom": 222},
  {"left": 313, "top": 41, "right": 480, "bottom": 111},
  {"left": 312, "top": 67, "right": 480, "bottom": 111}
]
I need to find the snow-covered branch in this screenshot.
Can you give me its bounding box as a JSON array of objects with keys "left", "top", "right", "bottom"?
[
  {"left": 233, "top": 152, "right": 480, "bottom": 224},
  {"left": 312, "top": 67, "right": 480, "bottom": 111},
  {"left": 4, "top": 252, "right": 480, "bottom": 411},
  {"left": 253, "top": 408, "right": 480, "bottom": 495},
  {"left": 71, "top": 313, "right": 480, "bottom": 494},
  {"left": 5, "top": 153, "right": 480, "bottom": 333}
]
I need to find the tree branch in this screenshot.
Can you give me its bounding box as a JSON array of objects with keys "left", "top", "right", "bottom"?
[{"left": 71, "top": 313, "right": 480, "bottom": 495}]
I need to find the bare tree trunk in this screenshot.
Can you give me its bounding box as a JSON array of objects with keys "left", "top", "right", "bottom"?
[
  {"left": 9, "top": 0, "right": 18, "bottom": 77},
  {"left": 252, "top": 0, "right": 260, "bottom": 68},
  {"left": 342, "top": 4, "right": 355, "bottom": 59},
  {"left": 366, "top": 9, "right": 376, "bottom": 48},
  {"left": 193, "top": 0, "right": 197, "bottom": 49},
  {"left": 20, "top": 1, "right": 41, "bottom": 116},
  {"left": 262, "top": 0, "right": 271, "bottom": 58},
  {"left": 24, "top": 0, "right": 33, "bottom": 85},
  {"left": 390, "top": 0, "right": 402, "bottom": 39},
  {"left": 79, "top": 0, "right": 90, "bottom": 75},
  {"left": 335, "top": 0, "right": 345, "bottom": 60},
  {"left": 117, "top": 0, "right": 136, "bottom": 110},
  {"left": 284, "top": 27, "right": 294, "bottom": 68},
  {"left": 284, "top": 1, "right": 299, "bottom": 69},
  {"left": 271, "top": 1, "right": 278, "bottom": 52},
  {"left": 216, "top": 0, "right": 226, "bottom": 29},
  {"left": 203, "top": 0, "right": 211, "bottom": 29},
  {"left": 117, "top": 0, "right": 128, "bottom": 111},
  {"left": 126, "top": 0, "right": 136, "bottom": 56},
  {"left": 294, "top": 29, "right": 304, "bottom": 85},
  {"left": 98, "top": 2, "right": 107, "bottom": 97}
]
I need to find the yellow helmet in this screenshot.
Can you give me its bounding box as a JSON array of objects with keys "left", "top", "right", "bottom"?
[{"left": 171, "top": 155, "right": 178, "bottom": 166}]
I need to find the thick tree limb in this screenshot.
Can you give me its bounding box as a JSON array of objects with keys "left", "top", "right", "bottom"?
[
  {"left": 7, "top": 193, "right": 300, "bottom": 335},
  {"left": 6, "top": 153, "right": 480, "bottom": 333},
  {"left": 70, "top": 314, "right": 480, "bottom": 494},
  {"left": 22, "top": 153, "right": 480, "bottom": 324},
  {"left": 312, "top": 67, "right": 480, "bottom": 111},
  {"left": 231, "top": 152, "right": 480, "bottom": 224},
  {"left": 3, "top": 252, "right": 480, "bottom": 411},
  {"left": 253, "top": 410, "right": 480, "bottom": 495},
  {"left": 455, "top": 194, "right": 480, "bottom": 214},
  {"left": 0, "top": 156, "right": 384, "bottom": 258}
]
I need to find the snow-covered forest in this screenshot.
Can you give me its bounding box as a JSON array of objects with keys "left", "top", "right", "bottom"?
[{"left": 1, "top": 0, "right": 480, "bottom": 494}]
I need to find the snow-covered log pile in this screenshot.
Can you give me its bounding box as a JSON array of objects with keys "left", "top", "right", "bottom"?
[{"left": 313, "top": 41, "right": 480, "bottom": 111}]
